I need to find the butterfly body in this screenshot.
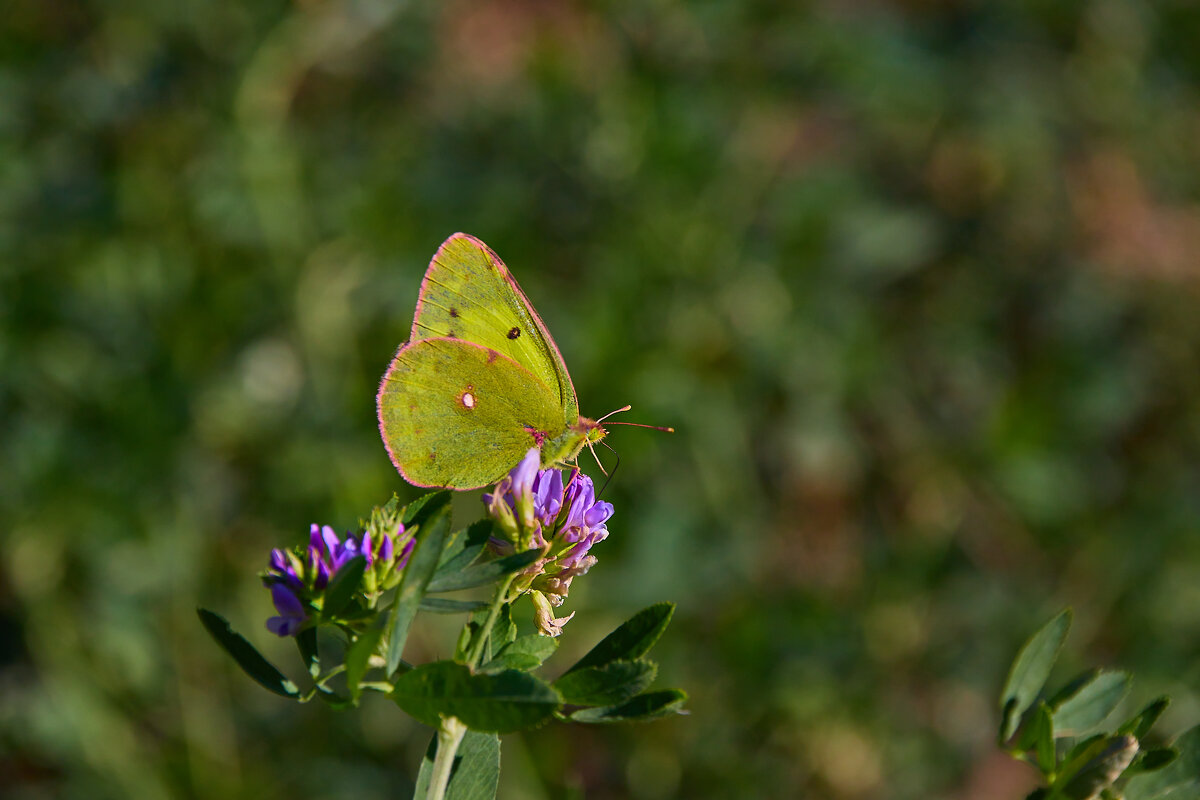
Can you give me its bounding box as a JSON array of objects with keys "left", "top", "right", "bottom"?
[
  {"left": 543, "top": 416, "right": 606, "bottom": 466},
  {"left": 377, "top": 234, "right": 605, "bottom": 490}
]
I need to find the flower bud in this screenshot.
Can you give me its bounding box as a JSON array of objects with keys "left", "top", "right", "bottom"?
[
  {"left": 266, "top": 583, "right": 309, "bottom": 637},
  {"left": 484, "top": 477, "right": 522, "bottom": 544},
  {"left": 510, "top": 449, "right": 540, "bottom": 531},
  {"left": 261, "top": 510, "right": 418, "bottom": 636},
  {"left": 531, "top": 590, "right": 575, "bottom": 637}
]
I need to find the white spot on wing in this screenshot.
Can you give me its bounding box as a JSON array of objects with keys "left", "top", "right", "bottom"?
[{"left": 461, "top": 391, "right": 475, "bottom": 409}]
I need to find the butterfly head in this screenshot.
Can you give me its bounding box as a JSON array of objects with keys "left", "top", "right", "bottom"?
[
  {"left": 581, "top": 417, "right": 609, "bottom": 446},
  {"left": 539, "top": 417, "right": 607, "bottom": 470}
]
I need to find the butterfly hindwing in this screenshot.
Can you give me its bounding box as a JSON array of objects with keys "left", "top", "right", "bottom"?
[
  {"left": 410, "top": 233, "right": 580, "bottom": 426},
  {"left": 377, "top": 337, "right": 566, "bottom": 489}
]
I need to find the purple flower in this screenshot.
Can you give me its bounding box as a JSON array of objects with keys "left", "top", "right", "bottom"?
[
  {"left": 262, "top": 515, "right": 415, "bottom": 636},
  {"left": 511, "top": 447, "right": 540, "bottom": 493},
  {"left": 483, "top": 452, "right": 617, "bottom": 635},
  {"left": 507, "top": 448, "right": 542, "bottom": 529},
  {"left": 394, "top": 538, "right": 415, "bottom": 570},
  {"left": 484, "top": 449, "right": 542, "bottom": 543},
  {"left": 305, "top": 523, "right": 379, "bottom": 579},
  {"left": 485, "top": 450, "right": 570, "bottom": 537},
  {"left": 330, "top": 535, "right": 363, "bottom": 573},
  {"left": 266, "top": 583, "right": 308, "bottom": 637},
  {"left": 560, "top": 472, "right": 612, "bottom": 543},
  {"left": 268, "top": 548, "right": 303, "bottom": 591},
  {"left": 532, "top": 468, "right": 564, "bottom": 528},
  {"left": 318, "top": 524, "right": 339, "bottom": 554}
]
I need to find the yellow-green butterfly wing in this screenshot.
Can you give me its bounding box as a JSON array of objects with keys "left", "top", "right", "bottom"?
[
  {"left": 409, "top": 234, "right": 579, "bottom": 425},
  {"left": 377, "top": 234, "right": 601, "bottom": 490},
  {"left": 377, "top": 337, "right": 566, "bottom": 488}
]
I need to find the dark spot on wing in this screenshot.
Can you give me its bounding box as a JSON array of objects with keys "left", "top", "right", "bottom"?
[
  {"left": 447, "top": 329, "right": 457, "bottom": 338},
  {"left": 487, "top": 349, "right": 498, "bottom": 364},
  {"left": 449, "top": 307, "right": 460, "bottom": 318},
  {"left": 507, "top": 327, "right": 520, "bottom": 339},
  {"left": 429, "top": 452, "right": 436, "bottom": 462}
]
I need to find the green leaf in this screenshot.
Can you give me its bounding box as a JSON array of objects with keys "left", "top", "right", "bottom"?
[
  {"left": 569, "top": 689, "right": 688, "bottom": 724},
  {"left": 296, "top": 627, "right": 319, "bottom": 678},
  {"left": 1015, "top": 702, "right": 1055, "bottom": 775},
  {"left": 419, "top": 597, "right": 490, "bottom": 614},
  {"left": 451, "top": 603, "right": 515, "bottom": 666},
  {"left": 386, "top": 501, "right": 452, "bottom": 676},
  {"left": 1118, "top": 697, "right": 1170, "bottom": 739},
  {"left": 425, "top": 549, "right": 542, "bottom": 594},
  {"left": 999, "top": 608, "right": 1072, "bottom": 743},
  {"left": 1130, "top": 748, "right": 1180, "bottom": 775},
  {"left": 492, "top": 603, "right": 517, "bottom": 650},
  {"left": 554, "top": 660, "right": 657, "bottom": 707},
  {"left": 412, "top": 730, "right": 501, "bottom": 800},
  {"left": 1052, "top": 734, "right": 1138, "bottom": 800},
  {"left": 482, "top": 635, "right": 559, "bottom": 672},
  {"left": 403, "top": 490, "right": 450, "bottom": 527},
  {"left": 345, "top": 624, "right": 385, "bottom": 703},
  {"left": 478, "top": 653, "right": 539, "bottom": 672},
  {"left": 197, "top": 609, "right": 299, "bottom": 699},
  {"left": 1127, "top": 785, "right": 1200, "bottom": 800},
  {"left": 323, "top": 555, "right": 367, "bottom": 620},
  {"left": 1124, "top": 724, "right": 1200, "bottom": 800},
  {"left": 565, "top": 603, "right": 675, "bottom": 675},
  {"left": 392, "top": 660, "right": 560, "bottom": 733},
  {"left": 455, "top": 608, "right": 488, "bottom": 663},
  {"left": 1051, "top": 670, "right": 1131, "bottom": 736},
  {"left": 434, "top": 519, "right": 493, "bottom": 577},
  {"left": 1048, "top": 668, "right": 1101, "bottom": 709}
]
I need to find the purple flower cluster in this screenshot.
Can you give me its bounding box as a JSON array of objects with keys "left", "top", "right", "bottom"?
[
  {"left": 264, "top": 522, "right": 414, "bottom": 637},
  {"left": 484, "top": 448, "right": 615, "bottom": 635}
]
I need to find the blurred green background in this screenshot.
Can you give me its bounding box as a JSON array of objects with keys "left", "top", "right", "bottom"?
[{"left": 5, "top": 1, "right": 1200, "bottom": 798}]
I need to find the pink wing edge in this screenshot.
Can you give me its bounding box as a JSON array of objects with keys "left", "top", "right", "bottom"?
[
  {"left": 375, "top": 340, "right": 447, "bottom": 489},
  {"left": 375, "top": 334, "right": 554, "bottom": 491},
  {"left": 410, "top": 232, "right": 579, "bottom": 407}
]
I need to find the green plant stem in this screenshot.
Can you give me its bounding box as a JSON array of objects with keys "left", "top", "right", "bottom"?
[
  {"left": 465, "top": 574, "right": 515, "bottom": 669},
  {"left": 317, "top": 663, "right": 346, "bottom": 685},
  {"left": 424, "top": 574, "right": 515, "bottom": 798},
  {"left": 426, "top": 715, "right": 468, "bottom": 800}
]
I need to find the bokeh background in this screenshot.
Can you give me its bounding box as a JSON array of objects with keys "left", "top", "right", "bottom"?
[{"left": 5, "top": 1, "right": 1200, "bottom": 798}]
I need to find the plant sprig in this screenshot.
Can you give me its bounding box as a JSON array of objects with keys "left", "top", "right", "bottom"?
[
  {"left": 201, "top": 482, "right": 686, "bottom": 800},
  {"left": 999, "top": 610, "right": 1199, "bottom": 800}
]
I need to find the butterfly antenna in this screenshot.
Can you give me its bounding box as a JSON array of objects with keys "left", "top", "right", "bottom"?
[
  {"left": 605, "top": 422, "right": 676, "bottom": 432},
  {"left": 598, "top": 404, "right": 675, "bottom": 433},
  {"left": 596, "top": 404, "right": 632, "bottom": 424},
  {"left": 597, "top": 440, "right": 620, "bottom": 497}
]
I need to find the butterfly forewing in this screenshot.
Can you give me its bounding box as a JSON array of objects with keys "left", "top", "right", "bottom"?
[
  {"left": 377, "top": 337, "right": 566, "bottom": 489},
  {"left": 409, "top": 234, "right": 580, "bottom": 426}
]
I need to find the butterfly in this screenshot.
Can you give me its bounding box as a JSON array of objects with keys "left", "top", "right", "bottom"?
[{"left": 377, "top": 233, "right": 617, "bottom": 490}]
